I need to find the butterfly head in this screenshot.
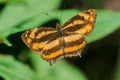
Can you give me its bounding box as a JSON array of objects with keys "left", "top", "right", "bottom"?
[
  {"left": 56, "top": 23, "right": 61, "bottom": 30},
  {"left": 56, "top": 23, "right": 63, "bottom": 36}
]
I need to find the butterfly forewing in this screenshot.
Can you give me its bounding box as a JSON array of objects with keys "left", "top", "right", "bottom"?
[
  {"left": 21, "top": 27, "right": 57, "bottom": 52},
  {"left": 62, "top": 9, "right": 96, "bottom": 35}
]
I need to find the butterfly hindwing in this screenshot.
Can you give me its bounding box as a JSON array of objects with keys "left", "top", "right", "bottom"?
[
  {"left": 40, "top": 35, "right": 66, "bottom": 65},
  {"left": 41, "top": 31, "right": 86, "bottom": 63},
  {"left": 62, "top": 9, "right": 96, "bottom": 35},
  {"left": 63, "top": 32, "right": 86, "bottom": 57}
]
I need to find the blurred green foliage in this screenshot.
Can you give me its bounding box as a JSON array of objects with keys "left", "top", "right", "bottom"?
[{"left": 0, "top": 0, "right": 120, "bottom": 80}]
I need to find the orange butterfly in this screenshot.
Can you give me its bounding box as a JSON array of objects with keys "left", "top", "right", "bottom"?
[{"left": 21, "top": 9, "right": 96, "bottom": 65}]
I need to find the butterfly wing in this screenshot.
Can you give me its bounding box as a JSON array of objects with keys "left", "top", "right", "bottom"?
[
  {"left": 21, "top": 27, "right": 57, "bottom": 52},
  {"left": 62, "top": 9, "right": 96, "bottom": 35},
  {"left": 41, "top": 32, "right": 86, "bottom": 65},
  {"left": 63, "top": 32, "right": 86, "bottom": 58},
  {"left": 40, "top": 35, "right": 64, "bottom": 65}
]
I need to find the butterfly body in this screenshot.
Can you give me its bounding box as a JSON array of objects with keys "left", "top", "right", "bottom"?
[{"left": 21, "top": 9, "right": 96, "bottom": 65}]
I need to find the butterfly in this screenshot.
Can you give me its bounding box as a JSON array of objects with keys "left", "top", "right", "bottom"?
[{"left": 21, "top": 9, "right": 96, "bottom": 65}]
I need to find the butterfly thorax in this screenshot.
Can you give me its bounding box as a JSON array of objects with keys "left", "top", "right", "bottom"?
[
  {"left": 56, "top": 23, "right": 63, "bottom": 36},
  {"left": 56, "top": 23, "right": 65, "bottom": 55}
]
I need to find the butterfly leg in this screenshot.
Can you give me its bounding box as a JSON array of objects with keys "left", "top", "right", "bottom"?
[
  {"left": 48, "top": 59, "right": 56, "bottom": 66},
  {"left": 77, "top": 49, "right": 83, "bottom": 58}
]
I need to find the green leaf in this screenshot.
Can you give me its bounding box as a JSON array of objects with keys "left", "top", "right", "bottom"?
[
  {"left": 7, "top": 0, "right": 25, "bottom": 3},
  {"left": 1, "top": 9, "right": 120, "bottom": 46},
  {"left": 0, "top": 0, "right": 6, "bottom": 3},
  {"left": 0, "top": 0, "right": 24, "bottom": 3},
  {"left": 0, "top": 0, "right": 61, "bottom": 37},
  {"left": 0, "top": 9, "right": 79, "bottom": 37},
  {"left": 0, "top": 0, "right": 61, "bottom": 45},
  {"left": 30, "top": 51, "right": 88, "bottom": 80},
  {"left": 0, "top": 55, "right": 39, "bottom": 80}
]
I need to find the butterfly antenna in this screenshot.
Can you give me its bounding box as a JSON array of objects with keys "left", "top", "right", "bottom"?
[
  {"left": 59, "top": 5, "right": 67, "bottom": 25},
  {"left": 49, "top": 60, "right": 53, "bottom": 66},
  {"left": 60, "top": 5, "right": 68, "bottom": 25},
  {"left": 60, "top": 11, "right": 63, "bottom": 23},
  {"left": 42, "top": 8, "right": 54, "bottom": 20},
  {"left": 45, "top": 12, "right": 54, "bottom": 20}
]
